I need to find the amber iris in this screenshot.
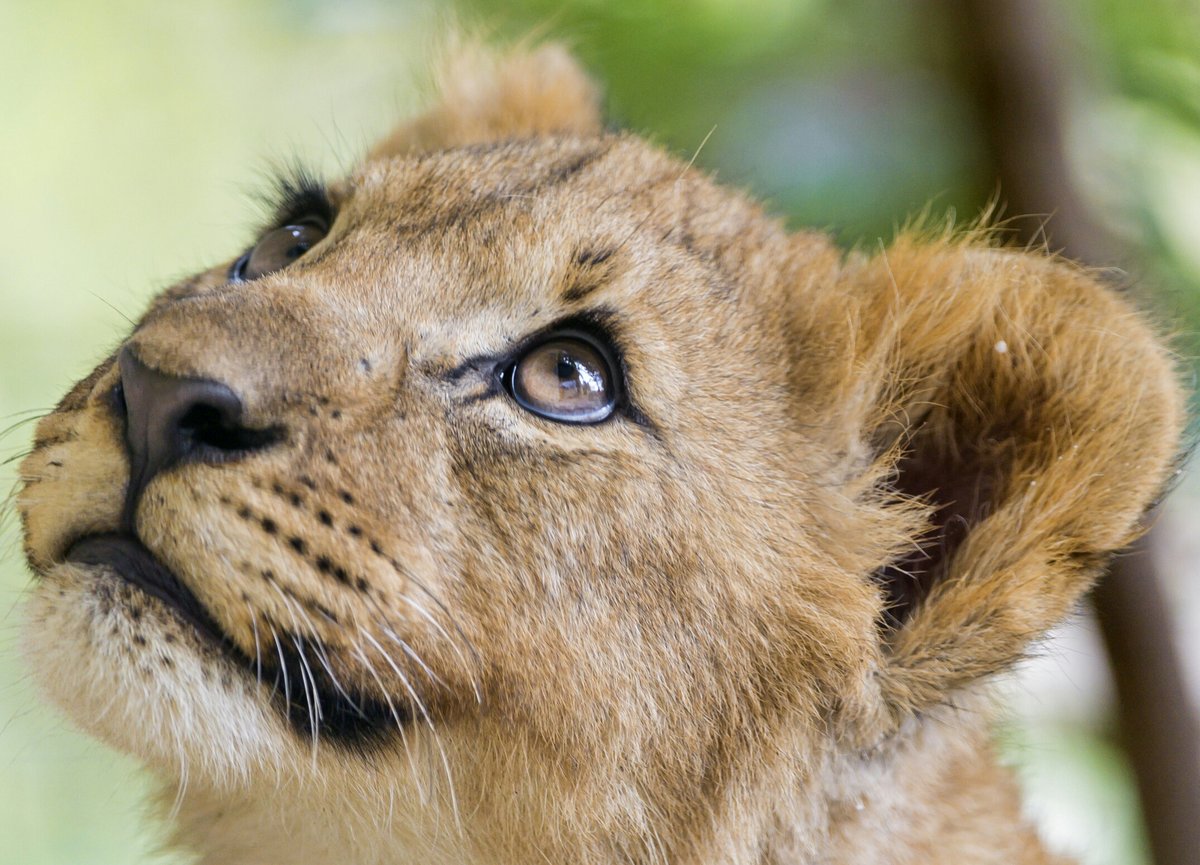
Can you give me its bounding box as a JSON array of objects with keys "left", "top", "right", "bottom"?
[{"left": 509, "top": 337, "right": 616, "bottom": 423}]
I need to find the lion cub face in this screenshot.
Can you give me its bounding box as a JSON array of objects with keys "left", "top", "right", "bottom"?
[
  {"left": 20, "top": 130, "right": 877, "bottom": 850},
  {"left": 18, "top": 44, "right": 1183, "bottom": 865}
]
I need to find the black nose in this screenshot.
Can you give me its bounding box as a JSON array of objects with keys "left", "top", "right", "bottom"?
[{"left": 117, "top": 348, "right": 279, "bottom": 529}]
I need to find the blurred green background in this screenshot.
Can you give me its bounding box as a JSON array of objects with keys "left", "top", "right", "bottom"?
[{"left": 1, "top": 1, "right": 1197, "bottom": 863}]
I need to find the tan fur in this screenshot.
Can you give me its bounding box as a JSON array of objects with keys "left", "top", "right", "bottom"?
[{"left": 17, "top": 43, "right": 1184, "bottom": 864}]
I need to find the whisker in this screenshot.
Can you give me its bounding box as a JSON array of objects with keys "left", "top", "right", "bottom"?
[
  {"left": 376, "top": 553, "right": 482, "bottom": 676},
  {"left": 349, "top": 642, "right": 407, "bottom": 731},
  {"left": 0, "top": 406, "right": 52, "bottom": 422},
  {"left": 351, "top": 640, "right": 426, "bottom": 804},
  {"left": 362, "top": 629, "right": 460, "bottom": 827},
  {"left": 314, "top": 643, "right": 366, "bottom": 717},
  {"left": 168, "top": 752, "right": 190, "bottom": 824},
  {"left": 87, "top": 291, "right": 137, "bottom": 326},
  {"left": 384, "top": 587, "right": 477, "bottom": 700},
  {"left": 380, "top": 624, "right": 446, "bottom": 690},
  {"left": 265, "top": 582, "right": 322, "bottom": 757},
  {"left": 0, "top": 409, "right": 49, "bottom": 446},
  {"left": 245, "top": 602, "right": 264, "bottom": 687},
  {"left": 361, "top": 591, "right": 449, "bottom": 691},
  {"left": 267, "top": 623, "right": 292, "bottom": 710},
  {"left": 290, "top": 633, "right": 321, "bottom": 764},
  {"left": 395, "top": 592, "right": 481, "bottom": 704}
]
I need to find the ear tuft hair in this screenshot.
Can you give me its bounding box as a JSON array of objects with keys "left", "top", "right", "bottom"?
[{"left": 368, "top": 39, "right": 604, "bottom": 160}]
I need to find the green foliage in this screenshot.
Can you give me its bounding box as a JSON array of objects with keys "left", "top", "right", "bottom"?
[
  {"left": 461, "top": 0, "right": 987, "bottom": 244},
  {"left": 1071, "top": 0, "right": 1200, "bottom": 371}
]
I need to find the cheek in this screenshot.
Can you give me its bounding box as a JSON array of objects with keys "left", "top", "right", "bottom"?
[
  {"left": 134, "top": 466, "right": 398, "bottom": 652},
  {"left": 444, "top": 439, "right": 696, "bottom": 714},
  {"left": 125, "top": 423, "right": 482, "bottom": 715},
  {"left": 22, "top": 564, "right": 289, "bottom": 786},
  {"left": 447, "top": 431, "right": 665, "bottom": 575}
]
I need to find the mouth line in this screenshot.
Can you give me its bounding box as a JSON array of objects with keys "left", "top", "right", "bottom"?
[
  {"left": 65, "top": 533, "right": 229, "bottom": 646},
  {"left": 62, "top": 532, "right": 406, "bottom": 745}
]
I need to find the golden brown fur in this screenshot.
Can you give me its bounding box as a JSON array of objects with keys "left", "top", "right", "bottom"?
[{"left": 17, "top": 43, "right": 1185, "bottom": 864}]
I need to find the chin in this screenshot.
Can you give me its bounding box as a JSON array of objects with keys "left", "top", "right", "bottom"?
[{"left": 23, "top": 560, "right": 287, "bottom": 788}]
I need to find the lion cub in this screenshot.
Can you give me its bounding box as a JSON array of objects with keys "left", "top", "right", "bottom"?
[{"left": 18, "top": 42, "right": 1184, "bottom": 865}]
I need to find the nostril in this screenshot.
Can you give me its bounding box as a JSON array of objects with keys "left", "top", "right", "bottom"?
[
  {"left": 117, "top": 346, "right": 283, "bottom": 504},
  {"left": 117, "top": 347, "right": 284, "bottom": 533},
  {"left": 179, "top": 402, "right": 283, "bottom": 457}
]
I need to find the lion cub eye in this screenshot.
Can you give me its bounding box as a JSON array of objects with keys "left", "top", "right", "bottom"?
[
  {"left": 504, "top": 334, "right": 618, "bottom": 424},
  {"left": 231, "top": 219, "right": 327, "bottom": 282}
]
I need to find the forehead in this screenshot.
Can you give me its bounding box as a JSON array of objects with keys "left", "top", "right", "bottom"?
[
  {"left": 320, "top": 136, "right": 701, "bottom": 326},
  {"left": 263, "top": 133, "right": 802, "bottom": 405},
  {"left": 345, "top": 135, "right": 657, "bottom": 235}
]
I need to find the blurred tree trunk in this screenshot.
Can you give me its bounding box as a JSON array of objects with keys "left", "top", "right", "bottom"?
[{"left": 940, "top": 1, "right": 1200, "bottom": 864}]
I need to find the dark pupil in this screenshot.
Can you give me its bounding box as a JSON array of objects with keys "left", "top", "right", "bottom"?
[
  {"left": 558, "top": 352, "right": 606, "bottom": 396},
  {"left": 557, "top": 356, "right": 578, "bottom": 388},
  {"left": 275, "top": 226, "right": 313, "bottom": 263}
]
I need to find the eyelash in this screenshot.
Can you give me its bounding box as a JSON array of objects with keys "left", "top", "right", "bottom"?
[{"left": 263, "top": 166, "right": 333, "bottom": 228}]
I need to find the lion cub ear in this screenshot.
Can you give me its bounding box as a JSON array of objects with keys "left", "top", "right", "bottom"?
[
  {"left": 837, "top": 236, "right": 1186, "bottom": 725},
  {"left": 367, "top": 40, "right": 603, "bottom": 159}
]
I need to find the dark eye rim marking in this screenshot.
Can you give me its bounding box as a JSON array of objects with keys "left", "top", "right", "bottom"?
[
  {"left": 500, "top": 327, "right": 619, "bottom": 424},
  {"left": 442, "top": 309, "right": 653, "bottom": 430},
  {"left": 492, "top": 309, "right": 653, "bottom": 429}
]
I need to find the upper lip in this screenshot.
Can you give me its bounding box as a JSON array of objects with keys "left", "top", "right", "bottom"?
[
  {"left": 64, "top": 532, "right": 229, "bottom": 646},
  {"left": 61, "top": 532, "right": 412, "bottom": 741}
]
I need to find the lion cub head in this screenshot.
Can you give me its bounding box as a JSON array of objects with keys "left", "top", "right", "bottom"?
[{"left": 18, "top": 42, "right": 1185, "bottom": 865}]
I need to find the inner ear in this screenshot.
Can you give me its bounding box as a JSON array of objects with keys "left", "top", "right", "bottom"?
[
  {"left": 873, "top": 409, "right": 1012, "bottom": 627},
  {"left": 831, "top": 239, "right": 1183, "bottom": 727}
]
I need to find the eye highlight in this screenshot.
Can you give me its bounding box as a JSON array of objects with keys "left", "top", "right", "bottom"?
[
  {"left": 230, "top": 218, "right": 327, "bottom": 283},
  {"left": 503, "top": 333, "right": 618, "bottom": 424}
]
